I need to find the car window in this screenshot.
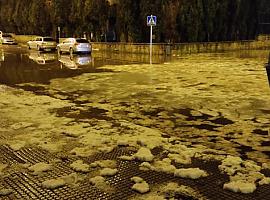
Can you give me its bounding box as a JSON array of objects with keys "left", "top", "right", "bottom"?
[
  {"left": 76, "top": 39, "right": 89, "bottom": 43},
  {"left": 3, "top": 34, "right": 12, "bottom": 37},
  {"left": 44, "top": 37, "right": 54, "bottom": 42}
]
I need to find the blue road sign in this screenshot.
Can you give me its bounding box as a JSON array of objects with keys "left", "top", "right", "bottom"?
[{"left": 147, "top": 15, "right": 157, "bottom": 26}]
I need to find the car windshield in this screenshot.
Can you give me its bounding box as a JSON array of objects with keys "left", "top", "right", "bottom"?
[
  {"left": 44, "top": 38, "right": 54, "bottom": 41},
  {"left": 3, "top": 34, "right": 12, "bottom": 37},
  {"left": 76, "top": 39, "right": 89, "bottom": 43}
]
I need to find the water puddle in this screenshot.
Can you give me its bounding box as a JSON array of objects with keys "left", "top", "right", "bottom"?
[{"left": 0, "top": 47, "right": 166, "bottom": 87}]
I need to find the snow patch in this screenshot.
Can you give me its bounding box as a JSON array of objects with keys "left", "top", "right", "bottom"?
[
  {"left": 219, "top": 155, "right": 266, "bottom": 193},
  {"left": 90, "top": 176, "right": 113, "bottom": 192},
  {"left": 119, "top": 155, "right": 134, "bottom": 161},
  {"left": 131, "top": 176, "right": 144, "bottom": 183},
  {"left": 42, "top": 178, "right": 66, "bottom": 189},
  {"left": 70, "top": 147, "right": 93, "bottom": 157},
  {"left": 95, "top": 160, "right": 117, "bottom": 168},
  {"left": 168, "top": 153, "right": 191, "bottom": 165},
  {"left": 100, "top": 168, "right": 118, "bottom": 176},
  {"left": 42, "top": 173, "right": 83, "bottom": 189},
  {"left": 139, "top": 162, "right": 152, "bottom": 171},
  {"left": 223, "top": 180, "right": 256, "bottom": 194},
  {"left": 9, "top": 141, "right": 26, "bottom": 151},
  {"left": 152, "top": 158, "right": 176, "bottom": 174},
  {"left": 259, "top": 177, "right": 270, "bottom": 185},
  {"left": 262, "top": 163, "right": 270, "bottom": 170},
  {"left": 132, "top": 181, "right": 150, "bottom": 194},
  {"left": 134, "top": 147, "right": 154, "bottom": 162},
  {"left": 117, "top": 139, "right": 130, "bottom": 146},
  {"left": 28, "top": 162, "right": 52, "bottom": 175},
  {"left": 0, "top": 188, "right": 13, "bottom": 196},
  {"left": 174, "top": 168, "right": 208, "bottom": 179},
  {"left": 70, "top": 160, "right": 90, "bottom": 173}
]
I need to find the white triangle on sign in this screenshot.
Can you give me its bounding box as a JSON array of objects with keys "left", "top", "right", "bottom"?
[
  {"left": 149, "top": 16, "right": 155, "bottom": 24},
  {"left": 147, "top": 15, "right": 156, "bottom": 26}
]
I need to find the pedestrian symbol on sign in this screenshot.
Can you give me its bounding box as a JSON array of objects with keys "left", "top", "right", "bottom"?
[{"left": 147, "top": 15, "right": 157, "bottom": 26}]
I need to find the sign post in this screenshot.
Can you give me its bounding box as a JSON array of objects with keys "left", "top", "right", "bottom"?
[{"left": 147, "top": 15, "right": 157, "bottom": 64}]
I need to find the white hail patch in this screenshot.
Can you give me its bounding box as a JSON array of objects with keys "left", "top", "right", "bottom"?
[
  {"left": 174, "top": 168, "right": 208, "bottom": 179},
  {"left": 70, "top": 160, "right": 90, "bottom": 173},
  {"left": 28, "top": 162, "right": 52, "bottom": 175}
]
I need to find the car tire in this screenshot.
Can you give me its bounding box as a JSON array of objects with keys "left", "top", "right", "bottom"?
[{"left": 37, "top": 45, "right": 43, "bottom": 51}]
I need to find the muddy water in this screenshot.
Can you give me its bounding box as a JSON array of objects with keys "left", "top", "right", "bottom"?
[{"left": 0, "top": 45, "right": 270, "bottom": 163}]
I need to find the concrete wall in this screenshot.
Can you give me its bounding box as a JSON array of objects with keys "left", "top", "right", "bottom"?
[
  {"left": 14, "top": 35, "right": 38, "bottom": 44},
  {"left": 91, "top": 43, "right": 165, "bottom": 55},
  {"left": 92, "top": 39, "right": 270, "bottom": 55}
]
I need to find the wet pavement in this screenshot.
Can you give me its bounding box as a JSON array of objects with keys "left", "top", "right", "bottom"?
[{"left": 0, "top": 44, "right": 270, "bottom": 199}]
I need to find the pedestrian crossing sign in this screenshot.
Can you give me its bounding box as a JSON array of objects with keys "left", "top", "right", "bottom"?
[{"left": 147, "top": 15, "right": 157, "bottom": 26}]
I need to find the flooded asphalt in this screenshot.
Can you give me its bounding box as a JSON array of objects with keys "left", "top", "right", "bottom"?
[
  {"left": 0, "top": 44, "right": 270, "bottom": 164},
  {"left": 0, "top": 45, "right": 167, "bottom": 85}
]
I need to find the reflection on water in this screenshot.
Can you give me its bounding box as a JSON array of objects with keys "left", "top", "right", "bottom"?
[
  {"left": 28, "top": 51, "right": 58, "bottom": 65},
  {"left": 0, "top": 46, "right": 269, "bottom": 86},
  {"left": 0, "top": 47, "right": 128, "bottom": 85},
  {"left": 223, "top": 50, "right": 269, "bottom": 60},
  {"left": 59, "top": 54, "right": 93, "bottom": 69},
  {"left": 0, "top": 46, "right": 169, "bottom": 85},
  {"left": 0, "top": 49, "right": 4, "bottom": 62},
  {"left": 0, "top": 51, "right": 61, "bottom": 85}
]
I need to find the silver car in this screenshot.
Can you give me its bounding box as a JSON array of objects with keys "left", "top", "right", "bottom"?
[
  {"left": 27, "top": 37, "right": 57, "bottom": 51},
  {"left": 57, "top": 38, "right": 92, "bottom": 55},
  {"left": 0, "top": 33, "right": 17, "bottom": 45}
]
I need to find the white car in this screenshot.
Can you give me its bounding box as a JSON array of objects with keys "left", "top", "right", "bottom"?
[
  {"left": 57, "top": 38, "right": 92, "bottom": 55},
  {"left": 27, "top": 37, "right": 57, "bottom": 51},
  {"left": 0, "top": 33, "right": 17, "bottom": 45}
]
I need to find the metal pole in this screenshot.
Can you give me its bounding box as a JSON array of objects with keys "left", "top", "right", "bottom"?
[
  {"left": 150, "top": 24, "right": 153, "bottom": 65},
  {"left": 58, "top": 26, "right": 60, "bottom": 43}
]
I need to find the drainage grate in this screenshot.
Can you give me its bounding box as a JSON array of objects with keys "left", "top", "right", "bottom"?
[
  {"left": 0, "top": 145, "right": 25, "bottom": 164},
  {"left": 0, "top": 145, "right": 270, "bottom": 200}
]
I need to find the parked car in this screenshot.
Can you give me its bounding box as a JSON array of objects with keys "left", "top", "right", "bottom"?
[
  {"left": 0, "top": 33, "right": 17, "bottom": 45},
  {"left": 27, "top": 37, "right": 57, "bottom": 51},
  {"left": 57, "top": 38, "right": 92, "bottom": 55}
]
